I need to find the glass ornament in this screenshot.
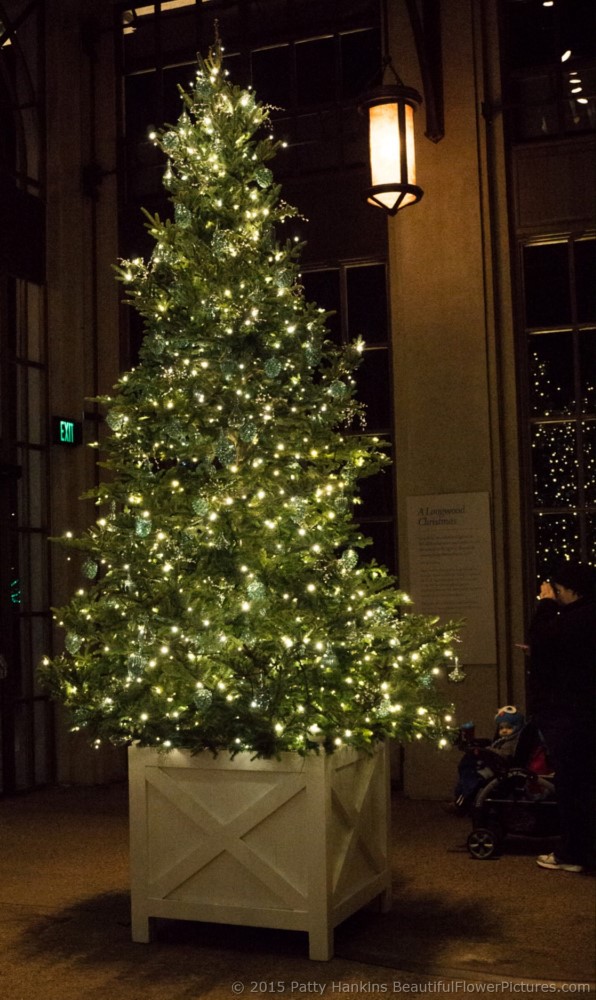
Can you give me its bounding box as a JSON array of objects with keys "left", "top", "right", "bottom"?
[
  {"left": 255, "top": 167, "right": 273, "bottom": 188},
  {"left": 175, "top": 203, "right": 192, "bottom": 227},
  {"left": 65, "top": 632, "right": 83, "bottom": 654},
  {"left": 161, "top": 131, "right": 177, "bottom": 150},
  {"left": 305, "top": 344, "right": 321, "bottom": 366},
  {"left": 127, "top": 654, "right": 146, "bottom": 677},
  {"left": 321, "top": 650, "right": 338, "bottom": 668},
  {"left": 212, "top": 230, "right": 229, "bottom": 256},
  {"left": 277, "top": 269, "right": 294, "bottom": 288},
  {"left": 329, "top": 380, "right": 348, "bottom": 399},
  {"left": 82, "top": 559, "right": 98, "bottom": 579},
  {"left": 220, "top": 360, "right": 236, "bottom": 379},
  {"left": 247, "top": 580, "right": 266, "bottom": 600},
  {"left": 105, "top": 409, "right": 126, "bottom": 432},
  {"left": 448, "top": 658, "right": 466, "bottom": 683},
  {"left": 290, "top": 498, "right": 308, "bottom": 523},
  {"left": 341, "top": 548, "right": 358, "bottom": 570},
  {"left": 334, "top": 496, "right": 349, "bottom": 514},
  {"left": 264, "top": 358, "right": 282, "bottom": 378},
  {"left": 193, "top": 688, "right": 213, "bottom": 708},
  {"left": 216, "top": 436, "right": 236, "bottom": 464},
  {"left": 194, "top": 75, "right": 211, "bottom": 98},
  {"left": 135, "top": 517, "right": 152, "bottom": 538},
  {"left": 168, "top": 420, "right": 188, "bottom": 443},
  {"left": 192, "top": 497, "right": 210, "bottom": 516},
  {"left": 239, "top": 421, "right": 258, "bottom": 443}
]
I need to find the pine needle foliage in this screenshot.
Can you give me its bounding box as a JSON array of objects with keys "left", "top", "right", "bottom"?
[{"left": 40, "top": 45, "right": 458, "bottom": 758}]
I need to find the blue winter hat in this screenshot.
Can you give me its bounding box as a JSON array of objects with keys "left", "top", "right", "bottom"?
[{"left": 495, "top": 705, "right": 524, "bottom": 732}]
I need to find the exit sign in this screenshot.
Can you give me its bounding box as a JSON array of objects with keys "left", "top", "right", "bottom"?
[{"left": 52, "top": 417, "right": 83, "bottom": 446}]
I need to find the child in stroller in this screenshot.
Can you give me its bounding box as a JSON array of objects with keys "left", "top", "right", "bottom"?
[
  {"left": 445, "top": 706, "right": 527, "bottom": 815},
  {"left": 447, "top": 706, "right": 558, "bottom": 859}
]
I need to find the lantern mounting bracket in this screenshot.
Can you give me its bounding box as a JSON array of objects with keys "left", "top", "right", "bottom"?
[{"left": 404, "top": 0, "right": 445, "bottom": 143}]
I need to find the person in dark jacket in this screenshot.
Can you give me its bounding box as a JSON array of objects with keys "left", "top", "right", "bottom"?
[{"left": 527, "top": 559, "right": 596, "bottom": 873}]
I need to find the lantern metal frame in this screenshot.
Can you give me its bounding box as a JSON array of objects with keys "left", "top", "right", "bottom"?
[{"left": 361, "top": 82, "right": 424, "bottom": 215}]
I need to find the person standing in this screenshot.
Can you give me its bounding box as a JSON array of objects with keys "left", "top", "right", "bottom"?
[{"left": 527, "top": 560, "right": 596, "bottom": 873}]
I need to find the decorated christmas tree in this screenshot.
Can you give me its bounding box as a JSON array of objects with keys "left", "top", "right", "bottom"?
[{"left": 41, "top": 44, "right": 458, "bottom": 758}]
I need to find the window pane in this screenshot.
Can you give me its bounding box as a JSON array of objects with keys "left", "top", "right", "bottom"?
[
  {"left": 523, "top": 243, "right": 571, "bottom": 327},
  {"left": 504, "top": 3, "right": 557, "bottom": 71},
  {"left": 296, "top": 37, "right": 335, "bottom": 107},
  {"left": 123, "top": 10, "right": 159, "bottom": 73},
  {"left": 347, "top": 264, "right": 388, "bottom": 343},
  {"left": 534, "top": 512, "right": 580, "bottom": 585},
  {"left": 161, "top": 9, "right": 198, "bottom": 58},
  {"left": 30, "top": 617, "right": 51, "bottom": 697},
  {"left": 125, "top": 71, "right": 157, "bottom": 141},
  {"left": 341, "top": 28, "right": 380, "bottom": 99},
  {"left": 357, "top": 519, "right": 396, "bottom": 576},
  {"left": 356, "top": 459, "right": 393, "bottom": 518},
  {"left": 575, "top": 239, "right": 596, "bottom": 323},
  {"left": 26, "top": 533, "right": 47, "bottom": 613},
  {"left": 582, "top": 422, "right": 596, "bottom": 506},
  {"left": 301, "top": 269, "right": 341, "bottom": 343},
  {"left": 26, "top": 448, "right": 45, "bottom": 529},
  {"left": 528, "top": 331, "right": 575, "bottom": 415},
  {"left": 25, "top": 282, "right": 44, "bottom": 363},
  {"left": 531, "top": 422, "right": 578, "bottom": 507},
  {"left": 252, "top": 46, "right": 292, "bottom": 109},
  {"left": 163, "top": 63, "right": 196, "bottom": 124},
  {"left": 27, "top": 366, "right": 45, "bottom": 446},
  {"left": 286, "top": 109, "right": 339, "bottom": 172},
  {"left": 356, "top": 348, "right": 391, "bottom": 432},
  {"left": 580, "top": 330, "right": 596, "bottom": 413},
  {"left": 512, "top": 74, "right": 558, "bottom": 141}
]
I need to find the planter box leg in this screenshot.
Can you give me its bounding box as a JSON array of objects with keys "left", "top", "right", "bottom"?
[
  {"left": 308, "top": 921, "right": 334, "bottom": 962},
  {"left": 131, "top": 906, "right": 152, "bottom": 943}
]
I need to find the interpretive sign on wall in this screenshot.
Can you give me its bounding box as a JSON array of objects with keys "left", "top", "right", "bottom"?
[{"left": 406, "top": 492, "right": 497, "bottom": 664}]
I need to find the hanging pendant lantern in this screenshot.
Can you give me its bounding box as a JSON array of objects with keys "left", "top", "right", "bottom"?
[{"left": 362, "top": 83, "right": 423, "bottom": 215}]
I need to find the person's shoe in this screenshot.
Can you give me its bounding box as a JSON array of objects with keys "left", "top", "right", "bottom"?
[{"left": 536, "top": 852, "right": 585, "bottom": 873}]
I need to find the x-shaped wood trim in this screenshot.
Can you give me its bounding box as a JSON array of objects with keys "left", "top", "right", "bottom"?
[{"left": 145, "top": 767, "right": 309, "bottom": 908}]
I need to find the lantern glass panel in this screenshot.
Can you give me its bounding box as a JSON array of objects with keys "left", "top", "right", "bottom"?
[{"left": 368, "top": 100, "right": 416, "bottom": 212}]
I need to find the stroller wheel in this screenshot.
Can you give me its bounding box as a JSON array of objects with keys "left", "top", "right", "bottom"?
[{"left": 467, "top": 827, "right": 501, "bottom": 859}]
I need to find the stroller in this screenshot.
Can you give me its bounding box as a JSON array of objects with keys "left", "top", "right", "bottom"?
[{"left": 456, "top": 721, "right": 559, "bottom": 860}]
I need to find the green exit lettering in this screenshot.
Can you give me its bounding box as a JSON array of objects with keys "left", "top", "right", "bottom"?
[
  {"left": 60, "top": 420, "right": 75, "bottom": 443},
  {"left": 52, "top": 416, "right": 82, "bottom": 446}
]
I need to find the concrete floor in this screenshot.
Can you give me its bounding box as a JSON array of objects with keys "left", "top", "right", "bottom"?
[{"left": 0, "top": 782, "right": 594, "bottom": 1000}]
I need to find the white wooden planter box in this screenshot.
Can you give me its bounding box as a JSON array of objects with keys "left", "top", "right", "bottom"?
[{"left": 128, "top": 742, "right": 392, "bottom": 960}]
